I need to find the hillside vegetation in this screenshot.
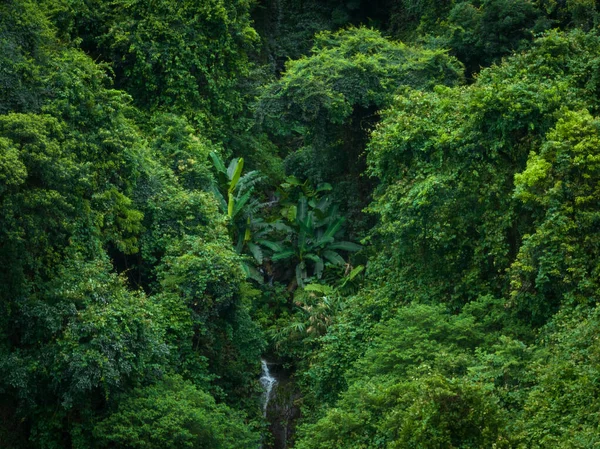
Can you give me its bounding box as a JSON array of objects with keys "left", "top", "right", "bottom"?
[{"left": 1, "top": 1, "right": 600, "bottom": 448}]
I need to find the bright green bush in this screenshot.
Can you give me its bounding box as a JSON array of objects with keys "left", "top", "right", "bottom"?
[
  {"left": 516, "top": 305, "right": 600, "bottom": 448},
  {"left": 94, "top": 375, "right": 260, "bottom": 449},
  {"left": 366, "top": 30, "right": 600, "bottom": 313},
  {"left": 295, "top": 304, "right": 510, "bottom": 448}
]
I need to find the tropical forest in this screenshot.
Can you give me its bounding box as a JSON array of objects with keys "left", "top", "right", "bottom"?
[{"left": 2, "top": 0, "right": 600, "bottom": 447}]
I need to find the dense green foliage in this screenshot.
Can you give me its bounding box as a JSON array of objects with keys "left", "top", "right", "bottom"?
[
  {"left": 3, "top": 0, "right": 600, "bottom": 448},
  {"left": 94, "top": 376, "right": 259, "bottom": 449},
  {"left": 0, "top": 1, "right": 263, "bottom": 447},
  {"left": 258, "top": 27, "right": 463, "bottom": 232},
  {"left": 293, "top": 27, "right": 600, "bottom": 449},
  {"left": 55, "top": 0, "right": 258, "bottom": 136}
]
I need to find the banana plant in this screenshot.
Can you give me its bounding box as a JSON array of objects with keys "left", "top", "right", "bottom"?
[
  {"left": 209, "top": 152, "right": 267, "bottom": 281},
  {"left": 265, "top": 193, "right": 361, "bottom": 288},
  {"left": 210, "top": 152, "right": 262, "bottom": 222}
]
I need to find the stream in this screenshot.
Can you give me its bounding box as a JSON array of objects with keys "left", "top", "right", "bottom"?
[
  {"left": 260, "top": 359, "right": 277, "bottom": 416},
  {"left": 259, "top": 359, "right": 301, "bottom": 449}
]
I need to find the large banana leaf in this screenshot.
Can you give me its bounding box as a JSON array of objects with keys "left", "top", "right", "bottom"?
[
  {"left": 257, "top": 239, "right": 285, "bottom": 253},
  {"left": 270, "top": 221, "right": 293, "bottom": 233},
  {"left": 303, "top": 253, "right": 322, "bottom": 263},
  {"left": 272, "top": 249, "right": 296, "bottom": 261},
  {"left": 298, "top": 227, "right": 307, "bottom": 254},
  {"left": 241, "top": 262, "right": 263, "bottom": 283},
  {"left": 323, "top": 250, "right": 345, "bottom": 266},
  {"left": 328, "top": 241, "right": 362, "bottom": 251},
  {"left": 209, "top": 184, "right": 228, "bottom": 214},
  {"left": 314, "top": 258, "right": 324, "bottom": 278},
  {"left": 323, "top": 217, "right": 345, "bottom": 239},
  {"left": 227, "top": 157, "right": 244, "bottom": 193},
  {"left": 297, "top": 195, "right": 308, "bottom": 223},
  {"left": 231, "top": 190, "right": 252, "bottom": 219},
  {"left": 209, "top": 151, "right": 226, "bottom": 174},
  {"left": 297, "top": 211, "right": 314, "bottom": 235},
  {"left": 314, "top": 196, "right": 333, "bottom": 215},
  {"left": 247, "top": 242, "right": 264, "bottom": 264},
  {"left": 315, "top": 235, "right": 335, "bottom": 247}
]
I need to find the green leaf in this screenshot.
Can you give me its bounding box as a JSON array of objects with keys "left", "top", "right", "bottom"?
[
  {"left": 285, "top": 175, "right": 302, "bottom": 186},
  {"left": 315, "top": 196, "right": 333, "bottom": 215},
  {"left": 298, "top": 212, "right": 314, "bottom": 235},
  {"left": 323, "top": 217, "right": 345, "bottom": 239},
  {"left": 323, "top": 250, "right": 345, "bottom": 266},
  {"left": 329, "top": 241, "right": 362, "bottom": 252},
  {"left": 315, "top": 235, "right": 334, "bottom": 246},
  {"left": 241, "top": 262, "right": 263, "bottom": 283},
  {"left": 247, "top": 242, "right": 263, "bottom": 264},
  {"left": 272, "top": 249, "right": 296, "bottom": 261},
  {"left": 316, "top": 183, "right": 333, "bottom": 192},
  {"left": 314, "top": 258, "right": 324, "bottom": 279},
  {"left": 232, "top": 190, "right": 251, "bottom": 219},
  {"left": 284, "top": 205, "right": 297, "bottom": 222},
  {"left": 258, "top": 240, "right": 285, "bottom": 252},
  {"left": 210, "top": 184, "right": 228, "bottom": 213},
  {"left": 209, "top": 151, "right": 226, "bottom": 174},
  {"left": 347, "top": 264, "right": 364, "bottom": 280},
  {"left": 298, "top": 228, "right": 307, "bottom": 253},
  {"left": 270, "top": 221, "right": 293, "bottom": 233},
  {"left": 304, "top": 253, "right": 322, "bottom": 263},
  {"left": 227, "top": 157, "right": 244, "bottom": 193},
  {"left": 297, "top": 196, "right": 308, "bottom": 223}
]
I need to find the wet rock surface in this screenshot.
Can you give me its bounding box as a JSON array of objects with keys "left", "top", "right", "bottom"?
[{"left": 263, "top": 362, "right": 301, "bottom": 449}]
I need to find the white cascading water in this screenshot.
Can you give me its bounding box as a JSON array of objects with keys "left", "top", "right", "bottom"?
[{"left": 260, "top": 359, "right": 276, "bottom": 417}]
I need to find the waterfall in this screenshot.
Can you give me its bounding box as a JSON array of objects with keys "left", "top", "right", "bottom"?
[{"left": 260, "top": 359, "right": 276, "bottom": 417}]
